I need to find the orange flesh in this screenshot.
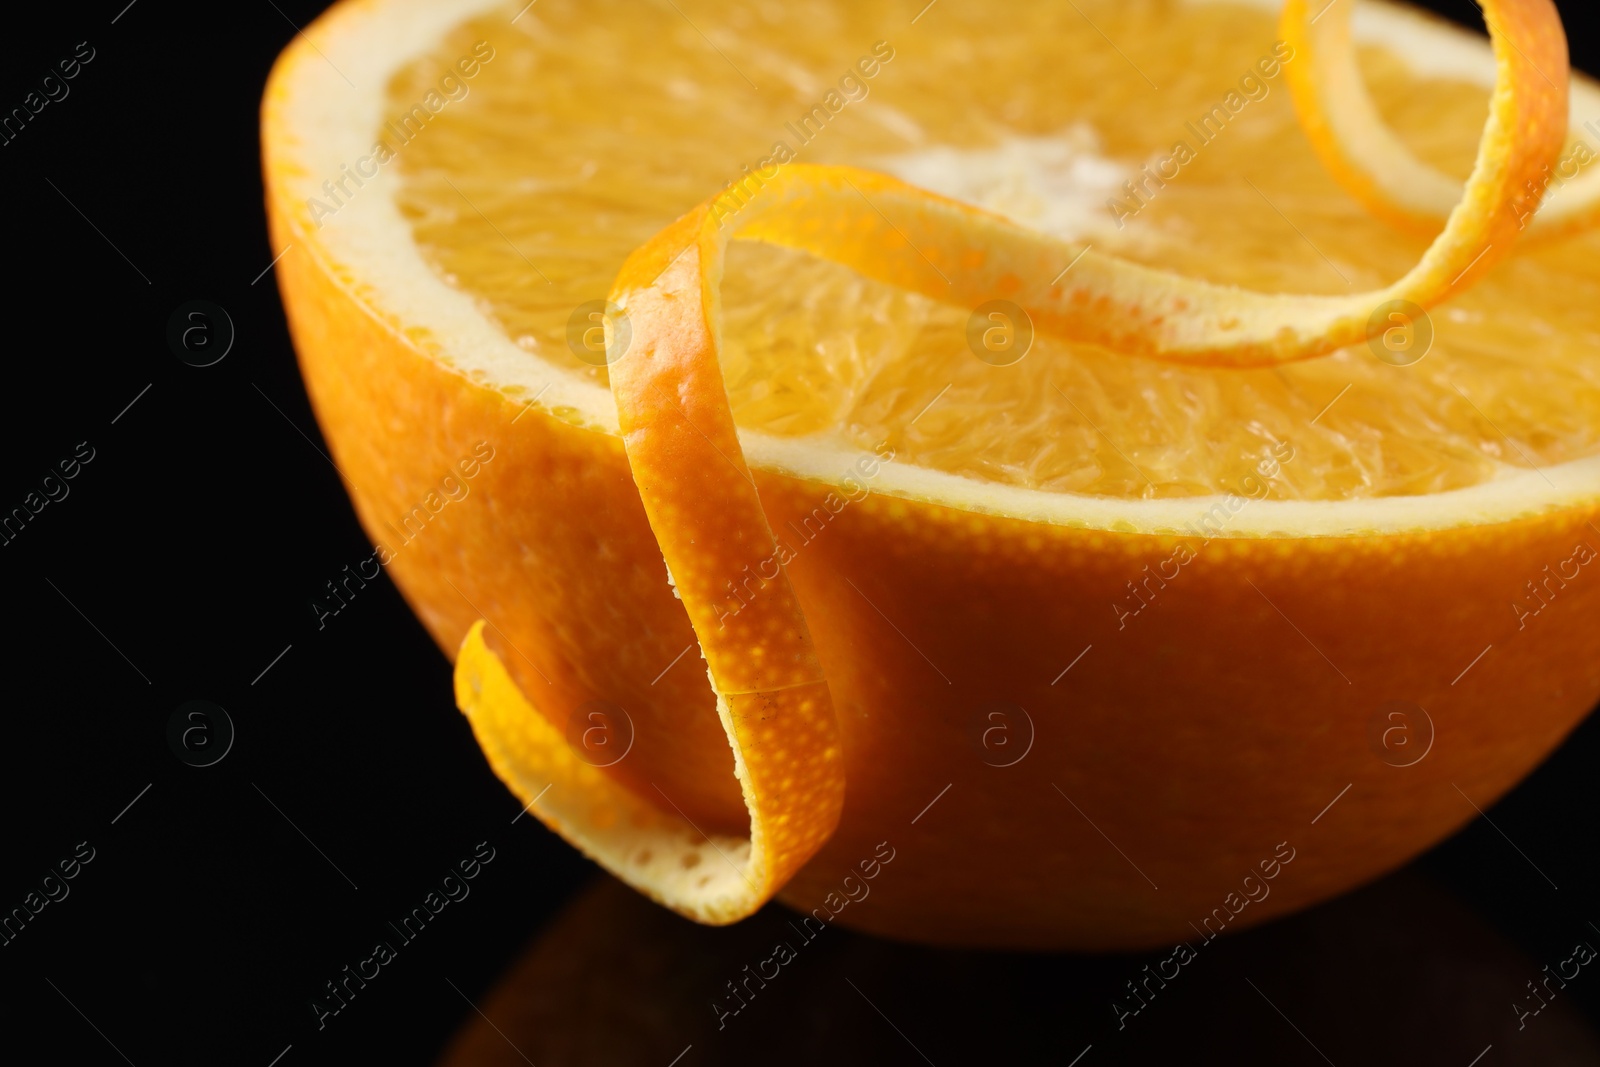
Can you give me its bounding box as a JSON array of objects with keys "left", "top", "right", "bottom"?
[{"left": 393, "top": 0, "right": 1600, "bottom": 501}]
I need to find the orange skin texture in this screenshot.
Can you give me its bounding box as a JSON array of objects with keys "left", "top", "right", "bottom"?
[
  {"left": 607, "top": 222, "right": 845, "bottom": 903},
  {"left": 771, "top": 487, "right": 1600, "bottom": 947}
]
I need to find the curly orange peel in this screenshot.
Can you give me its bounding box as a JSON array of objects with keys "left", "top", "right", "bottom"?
[{"left": 1283, "top": 0, "right": 1593, "bottom": 240}]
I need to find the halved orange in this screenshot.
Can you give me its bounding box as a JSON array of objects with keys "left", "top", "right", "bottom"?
[{"left": 263, "top": 0, "right": 1600, "bottom": 948}]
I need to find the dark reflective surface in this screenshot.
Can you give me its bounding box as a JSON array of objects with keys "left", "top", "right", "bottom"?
[{"left": 439, "top": 870, "right": 1600, "bottom": 1066}]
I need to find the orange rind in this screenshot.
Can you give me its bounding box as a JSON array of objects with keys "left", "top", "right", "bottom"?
[{"left": 1284, "top": 0, "right": 1599, "bottom": 240}]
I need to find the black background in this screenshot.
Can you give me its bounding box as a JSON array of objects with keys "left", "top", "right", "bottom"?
[{"left": 0, "top": 2, "right": 1597, "bottom": 1065}]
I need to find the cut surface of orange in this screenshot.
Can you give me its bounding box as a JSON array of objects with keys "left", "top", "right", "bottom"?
[
  {"left": 390, "top": 0, "right": 1600, "bottom": 501},
  {"left": 264, "top": 0, "right": 1600, "bottom": 947}
]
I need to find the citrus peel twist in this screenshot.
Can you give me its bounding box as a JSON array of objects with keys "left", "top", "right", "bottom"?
[
  {"left": 458, "top": 0, "right": 1576, "bottom": 923},
  {"left": 1283, "top": 0, "right": 1599, "bottom": 240}
]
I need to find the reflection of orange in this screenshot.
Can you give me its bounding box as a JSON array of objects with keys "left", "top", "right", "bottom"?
[
  {"left": 438, "top": 872, "right": 1600, "bottom": 1065},
  {"left": 264, "top": 0, "right": 1600, "bottom": 948}
]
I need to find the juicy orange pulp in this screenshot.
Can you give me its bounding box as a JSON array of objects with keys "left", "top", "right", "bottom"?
[{"left": 393, "top": 0, "right": 1600, "bottom": 501}]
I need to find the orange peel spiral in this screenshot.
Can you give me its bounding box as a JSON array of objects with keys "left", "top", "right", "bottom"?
[{"left": 1283, "top": 0, "right": 1597, "bottom": 241}]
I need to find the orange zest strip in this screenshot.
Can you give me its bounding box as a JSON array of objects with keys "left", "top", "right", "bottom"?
[
  {"left": 458, "top": 216, "right": 847, "bottom": 925},
  {"left": 598, "top": 219, "right": 847, "bottom": 922},
  {"left": 455, "top": 621, "right": 828, "bottom": 923},
  {"left": 1283, "top": 0, "right": 1596, "bottom": 241},
  {"left": 454, "top": 241, "right": 848, "bottom": 930},
  {"left": 629, "top": 1, "right": 1565, "bottom": 372},
  {"left": 457, "top": 0, "right": 1568, "bottom": 925}
]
